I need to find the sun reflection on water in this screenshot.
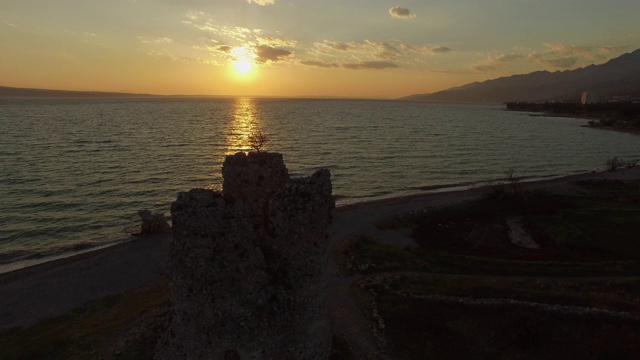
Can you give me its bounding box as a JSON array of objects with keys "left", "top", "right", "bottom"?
[{"left": 226, "top": 97, "right": 261, "bottom": 154}]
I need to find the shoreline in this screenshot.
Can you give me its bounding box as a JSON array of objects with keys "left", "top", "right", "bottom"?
[
  {"left": 2, "top": 167, "right": 640, "bottom": 330},
  {"left": 0, "top": 168, "right": 606, "bottom": 275},
  {"left": 336, "top": 167, "right": 636, "bottom": 212},
  {"left": 0, "top": 166, "right": 633, "bottom": 276},
  {"left": 581, "top": 124, "right": 640, "bottom": 136},
  {"left": 506, "top": 107, "right": 640, "bottom": 137}
]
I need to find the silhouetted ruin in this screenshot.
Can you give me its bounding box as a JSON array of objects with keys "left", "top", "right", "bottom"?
[{"left": 156, "top": 152, "right": 334, "bottom": 360}]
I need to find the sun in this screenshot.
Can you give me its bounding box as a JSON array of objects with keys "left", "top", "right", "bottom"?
[{"left": 234, "top": 59, "right": 253, "bottom": 76}]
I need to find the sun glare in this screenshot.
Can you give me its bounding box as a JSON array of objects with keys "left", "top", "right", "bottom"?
[
  {"left": 234, "top": 59, "right": 253, "bottom": 76},
  {"left": 230, "top": 46, "right": 256, "bottom": 77}
]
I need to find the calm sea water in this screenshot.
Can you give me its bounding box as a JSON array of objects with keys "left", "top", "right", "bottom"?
[{"left": 1, "top": 97, "right": 639, "bottom": 272}]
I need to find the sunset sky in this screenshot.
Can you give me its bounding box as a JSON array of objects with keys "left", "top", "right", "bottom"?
[{"left": 2, "top": 0, "right": 639, "bottom": 98}]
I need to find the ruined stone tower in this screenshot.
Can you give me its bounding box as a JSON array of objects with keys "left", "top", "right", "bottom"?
[{"left": 156, "top": 152, "right": 334, "bottom": 360}]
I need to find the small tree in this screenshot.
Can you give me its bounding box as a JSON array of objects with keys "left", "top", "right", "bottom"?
[
  {"left": 605, "top": 156, "right": 625, "bottom": 172},
  {"left": 247, "top": 130, "right": 268, "bottom": 154}
]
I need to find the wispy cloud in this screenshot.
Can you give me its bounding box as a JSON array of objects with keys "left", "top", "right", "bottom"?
[
  {"left": 320, "top": 41, "right": 356, "bottom": 52},
  {"left": 146, "top": 49, "right": 220, "bottom": 66},
  {"left": 138, "top": 36, "right": 173, "bottom": 44},
  {"left": 526, "top": 43, "right": 628, "bottom": 69},
  {"left": 300, "top": 60, "right": 339, "bottom": 68},
  {"left": 304, "top": 39, "right": 451, "bottom": 71},
  {"left": 299, "top": 59, "right": 398, "bottom": 70},
  {"left": 389, "top": 6, "right": 416, "bottom": 19},
  {"left": 164, "top": 11, "right": 298, "bottom": 66},
  {"left": 4, "top": 20, "right": 17, "bottom": 28},
  {"left": 313, "top": 39, "right": 450, "bottom": 59},
  {"left": 400, "top": 44, "right": 452, "bottom": 55},
  {"left": 533, "top": 56, "right": 578, "bottom": 69},
  {"left": 471, "top": 53, "right": 526, "bottom": 72},
  {"left": 342, "top": 61, "right": 399, "bottom": 70},
  {"left": 150, "top": 10, "right": 451, "bottom": 71},
  {"left": 366, "top": 40, "right": 402, "bottom": 60},
  {"left": 247, "top": 0, "right": 275, "bottom": 5}
]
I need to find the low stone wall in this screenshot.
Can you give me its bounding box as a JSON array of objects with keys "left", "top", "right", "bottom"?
[{"left": 156, "top": 152, "right": 334, "bottom": 360}]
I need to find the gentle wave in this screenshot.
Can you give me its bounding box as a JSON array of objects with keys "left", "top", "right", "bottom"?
[{"left": 0, "top": 97, "right": 639, "bottom": 272}]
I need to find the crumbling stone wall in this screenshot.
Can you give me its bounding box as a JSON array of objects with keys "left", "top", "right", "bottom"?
[{"left": 156, "top": 152, "right": 334, "bottom": 360}]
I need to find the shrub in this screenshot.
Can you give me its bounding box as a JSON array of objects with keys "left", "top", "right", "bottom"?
[{"left": 605, "top": 157, "right": 625, "bottom": 172}]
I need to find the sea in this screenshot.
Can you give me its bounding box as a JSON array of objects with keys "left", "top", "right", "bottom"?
[{"left": 1, "top": 97, "right": 639, "bottom": 273}]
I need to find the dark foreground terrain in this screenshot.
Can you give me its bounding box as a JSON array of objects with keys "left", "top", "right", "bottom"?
[
  {"left": 2, "top": 179, "right": 640, "bottom": 359},
  {"left": 336, "top": 179, "right": 640, "bottom": 359}
]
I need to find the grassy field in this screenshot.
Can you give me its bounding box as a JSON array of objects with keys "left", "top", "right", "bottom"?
[{"left": 336, "top": 179, "right": 640, "bottom": 359}]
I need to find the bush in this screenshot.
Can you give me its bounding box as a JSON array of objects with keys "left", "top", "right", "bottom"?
[{"left": 605, "top": 157, "right": 625, "bottom": 172}]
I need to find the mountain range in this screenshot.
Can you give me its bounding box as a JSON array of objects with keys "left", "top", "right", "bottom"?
[{"left": 400, "top": 48, "right": 640, "bottom": 103}]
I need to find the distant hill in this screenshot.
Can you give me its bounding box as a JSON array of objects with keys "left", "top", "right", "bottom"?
[
  {"left": 0, "top": 86, "right": 157, "bottom": 98},
  {"left": 400, "top": 48, "right": 640, "bottom": 103}
]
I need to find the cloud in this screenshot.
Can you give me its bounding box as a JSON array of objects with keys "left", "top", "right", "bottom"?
[
  {"left": 342, "top": 61, "right": 399, "bottom": 70},
  {"left": 146, "top": 50, "right": 220, "bottom": 65},
  {"left": 256, "top": 36, "right": 297, "bottom": 48},
  {"left": 400, "top": 44, "right": 452, "bottom": 55},
  {"left": 494, "top": 53, "right": 525, "bottom": 62},
  {"left": 471, "top": 64, "right": 496, "bottom": 72},
  {"left": 526, "top": 43, "right": 627, "bottom": 69},
  {"left": 322, "top": 41, "right": 355, "bottom": 51},
  {"left": 181, "top": 11, "right": 297, "bottom": 66},
  {"left": 599, "top": 45, "right": 628, "bottom": 54},
  {"left": 4, "top": 20, "right": 17, "bottom": 28},
  {"left": 428, "top": 46, "right": 452, "bottom": 54},
  {"left": 247, "top": 0, "right": 275, "bottom": 5},
  {"left": 536, "top": 56, "right": 579, "bottom": 69},
  {"left": 139, "top": 36, "right": 173, "bottom": 44},
  {"left": 366, "top": 40, "right": 402, "bottom": 59},
  {"left": 300, "top": 60, "right": 339, "bottom": 68},
  {"left": 254, "top": 45, "right": 292, "bottom": 63},
  {"left": 471, "top": 53, "right": 525, "bottom": 72},
  {"left": 301, "top": 59, "right": 398, "bottom": 70},
  {"left": 389, "top": 6, "right": 415, "bottom": 19},
  {"left": 542, "top": 43, "right": 628, "bottom": 61}
]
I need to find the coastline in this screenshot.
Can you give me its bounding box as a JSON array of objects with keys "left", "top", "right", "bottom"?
[
  {"left": 581, "top": 124, "right": 640, "bottom": 136},
  {"left": 505, "top": 106, "right": 640, "bottom": 137},
  {"left": 336, "top": 167, "right": 637, "bottom": 212},
  {"left": 2, "top": 166, "right": 640, "bottom": 330}
]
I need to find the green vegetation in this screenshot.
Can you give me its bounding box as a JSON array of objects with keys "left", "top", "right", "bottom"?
[{"left": 338, "top": 179, "right": 640, "bottom": 359}]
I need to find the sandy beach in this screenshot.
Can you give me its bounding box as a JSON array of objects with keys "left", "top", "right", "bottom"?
[{"left": 1, "top": 166, "right": 640, "bottom": 331}]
